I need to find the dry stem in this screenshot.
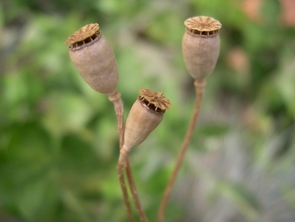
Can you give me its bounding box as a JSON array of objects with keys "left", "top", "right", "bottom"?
[
  {"left": 108, "top": 91, "right": 148, "bottom": 222},
  {"left": 117, "top": 149, "right": 134, "bottom": 222},
  {"left": 158, "top": 80, "right": 206, "bottom": 222},
  {"left": 125, "top": 158, "right": 148, "bottom": 222}
]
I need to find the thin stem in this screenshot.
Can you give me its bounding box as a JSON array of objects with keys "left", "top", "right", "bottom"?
[
  {"left": 118, "top": 149, "right": 135, "bottom": 222},
  {"left": 108, "top": 91, "right": 124, "bottom": 146},
  {"left": 108, "top": 91, "right": 148, "bottom": 222},
  {"left": 125, "top": 157, "right": 148, "bottom": 222},
  {"left": 158, "top": 80, "right": 206, "bottom": 222}
]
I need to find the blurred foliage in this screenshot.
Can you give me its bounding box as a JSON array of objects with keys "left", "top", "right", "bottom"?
[{"left": 0, "top": 0, "right": 295, "bottom": 221}]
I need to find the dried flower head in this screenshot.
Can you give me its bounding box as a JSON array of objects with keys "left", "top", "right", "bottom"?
[
  {"left": 122, "top": 89, "right": 171, "bottom": 152},
  {"left": 182, "top": 15, "right": 221, "bottom": 81},
  {"left": 184, "top": 16, "right": 222, "bottom": 36},
  {"left": 139, "top": 89, "right": 171, "bottom": 113},
  {"left": 65, "top": 23, "right": 101, "bottom": 50},
  {"left": 65, "top": 23, "right": 119, "bottom": 94}
]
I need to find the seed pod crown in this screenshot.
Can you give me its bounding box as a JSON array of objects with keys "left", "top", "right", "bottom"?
[
  {"left": 184, "top": 16, "right": 221, "bottom": 36},
  {"left": 139, "top": 89, "right": 171, "bottom": 113},
  {"left": 65, "top": 23, "right": 102, "bottom": 50}
]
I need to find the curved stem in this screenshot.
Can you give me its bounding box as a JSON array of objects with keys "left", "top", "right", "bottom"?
[
  {"left": 109, "top": 91, "right": 148, "bottom": 222},
  {"left": 158, "top": 80, "right": 206, "bottom": 222}
]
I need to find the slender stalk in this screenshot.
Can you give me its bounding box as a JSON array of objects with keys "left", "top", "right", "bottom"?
[
  {"left": 108, "top": 91, "right": 148, "bottom": 222},
  {"left": 117, "top": 150, "right": 134, "bottom": 222},
  {"left": 108, "top": 91, "right": 124, "bottom": 146},
  {"left": 158, "top": 80, "right": 206, "bottom": 222},
  {"left": 125, "top": 157, "right": 148, "bottom": 222}
]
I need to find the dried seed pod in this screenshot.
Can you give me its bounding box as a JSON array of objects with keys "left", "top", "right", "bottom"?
[
  {"left": 122, "top": 89, "right": 171, "bottom": 152},
  {"left": 65, "top": 23, "right": 119, "bottom": 95},
  {"left": 182, "top": 16, "right": 222, "bottom": 81}
]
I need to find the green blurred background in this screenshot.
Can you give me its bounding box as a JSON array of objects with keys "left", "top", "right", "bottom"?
[{"left": 1, "top": 0, "right": 295, "bottom": 221}]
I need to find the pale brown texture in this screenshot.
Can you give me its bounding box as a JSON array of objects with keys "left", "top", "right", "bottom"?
[
  {"left": 182, "top": 33, "right": 220, "bottom": 80},
  {"left": 123, "top": 90, "right": 171, "bottom": 152},
  {"left": 123, "top": 99, "right": 163, "bottom": 152},
  {"left": 68, "top": 34, "right": 119, "bottom": 95},
  {"left": 182, "top": 16, "right": 221, "bottom": 81}
]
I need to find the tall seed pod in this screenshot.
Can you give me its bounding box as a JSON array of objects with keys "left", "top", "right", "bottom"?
[
  {"left": 65, "top": 23, "right": 118, "bottom": 95},
  {"left": 182, "top": 16, "right": 222, "bottom": 81},
  {"left": 121, "top": 89, "right": 171, "bottom": 157},
  {"left": 159, "top": 16, "right": 222, "bottom": 222}
]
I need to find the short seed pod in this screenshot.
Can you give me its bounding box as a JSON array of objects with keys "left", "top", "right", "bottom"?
[
  {"left": 123, "top": 89, "right": 171, "bottom": 152},
  {"left": 182, "top": 16, "right": 222, "bottom": 81},
  {"left": 65, "top": 23, "right": 119, "bottom": 95}
]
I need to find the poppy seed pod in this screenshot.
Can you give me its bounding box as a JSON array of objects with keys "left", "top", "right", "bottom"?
[
  {"left": 182, "top": 16, "right": 222, "bottom": 81},
  {"left": 65, "top": 23, "right": 119, "bottom": 95},
  {"left": 122, "top": 89, "right": 171, "bottom": 153}
]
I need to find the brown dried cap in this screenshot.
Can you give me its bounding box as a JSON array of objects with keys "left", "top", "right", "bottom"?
[
  {"left": 139, "top": 89, "right": 171, "bottom": 113},
  {"left": 184, "top": 16, "right": 222, "bottom": 36},
  {"left": 64, "top": 23, "right": 101, "bottom": 50}
]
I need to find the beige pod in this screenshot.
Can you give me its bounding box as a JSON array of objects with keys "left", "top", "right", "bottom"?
[
  {"left": 122, "top": 89, "right": 171, "bottom": 152},
  {"left": 65, "top": 23, "right": 119, "bottom": 95},
  {"left": 182, "top": 16, "right": 222, "bottom": 81}
]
